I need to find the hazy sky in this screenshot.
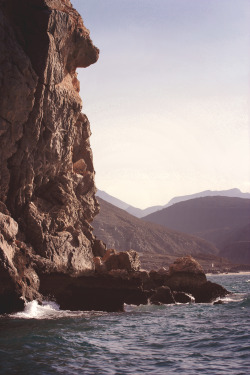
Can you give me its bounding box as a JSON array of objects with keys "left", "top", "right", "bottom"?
[{"left": 71, "top": 0, "right": 250, "bottom": 208}]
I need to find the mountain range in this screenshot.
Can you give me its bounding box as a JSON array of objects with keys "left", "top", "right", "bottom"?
[
  {"left": 96, "top": 188, "right": 250, "bottom": 218},
  {"left": 95, "top": 189, "right": 250, "bottom": 268},
  {"left": 92, "top": 198, "right": 232, "bottom": 271},
  {"left": 143, "top": 196, "right": 250, "bottom": 264}
]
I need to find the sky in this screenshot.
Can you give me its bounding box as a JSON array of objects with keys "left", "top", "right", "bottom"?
[{"left": 71, "top": 0, "right": 250, "bottom": 208}]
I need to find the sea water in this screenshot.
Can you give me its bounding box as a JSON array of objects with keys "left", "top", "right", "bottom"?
[{"left": 0, "top": 273, "right": 249, "bottom": 375}]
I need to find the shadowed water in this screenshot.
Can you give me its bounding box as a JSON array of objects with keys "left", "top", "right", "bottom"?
[{"left": 0, "top": 274, "right": 249, "bottom": 374}]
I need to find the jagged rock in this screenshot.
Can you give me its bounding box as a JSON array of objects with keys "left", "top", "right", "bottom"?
[
  {"left": 0, "top": 214, "right": 41, "bottom": 313},
  {"left": 0, "top": 0, "right": 229, "bottom": 314},
  {"left": 0, "top": 0, "right": 99, "bottom": 276},
  {"left": 193, "top": 281, "right": 228, "bottom": 303},
  {"left": 102, "top": 249, "right": 140, "bottom": 272},
  {"left": 167, "top": 255, "right": 207, "bottom": 290},
  {"left": 150, "top": 286, "right": 175, "bottom": 305},
  {"left": 173, "top": 291, "right": 194, "bottom": 304},
  {"left": 0, "top": 212, "right": 18, "bottom": 241},
  {"left": 167, "top": 255, "right": 228, "bottom": 303},
  {"left": 38, "top": 271, "right": 148, "bottom": 312},
  {"left": 92, "top": 239, "right": 107, "bottom": 258}
]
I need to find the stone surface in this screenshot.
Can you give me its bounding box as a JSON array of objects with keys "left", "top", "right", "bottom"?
[
  {"left": 0, "top": 0, "right": 99, "bottom": 277},
  {"left": 0, "top": 213, "right": 41, "bottom": 313},
  {"left": 0, "top": 0, "right": 229, "bottom": 314},
  {"left": 167, "top": 255, "right": 228, "bottom": 303},
  {"left": 150, "top": 286, "right": 175, "bottom": 305},
  {"left": 103, "top": 249, "right": 141, "bottom": 272},
  {"left": 173, "top": 291, "right": 194, "bottom": 304},
  {"left": 0, "top": 0, "right": 101, "bottom": 312}
]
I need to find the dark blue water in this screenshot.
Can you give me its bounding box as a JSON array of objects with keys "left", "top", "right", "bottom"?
[{"left": 0, "top": 273, "right": 249, "bottom": 375}]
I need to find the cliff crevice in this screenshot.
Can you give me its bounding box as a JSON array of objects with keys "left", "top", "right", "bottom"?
[{"left": 0, "top": 0, "right": 100, "bottom": 311}]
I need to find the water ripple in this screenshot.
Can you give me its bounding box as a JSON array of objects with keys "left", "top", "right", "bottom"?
[{"left": 0, "top": 273, "right": 250, "bottom": 374}]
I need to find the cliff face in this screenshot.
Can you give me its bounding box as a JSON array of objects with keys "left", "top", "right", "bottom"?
[
  {"left": 0, "top": 0, "right": 229, "bottom": 314},
  {"left": 0, "top": 0, "right": 100, "bottom": 311}
]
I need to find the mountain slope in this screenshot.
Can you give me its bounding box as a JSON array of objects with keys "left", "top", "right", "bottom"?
[
  {"left": 220, "top": 224, "right": 250, "bottom": 264},
  {"left": 96, "top": 189, "right": 161, "bottom": 218},
  {"left": 166, "top": 188, "right": 250, "bottom": 207},
  {"left": 92, "top": 198, "right": 232, "bottom": 271},
  {"left": 97, "top": 188, "right": 250, "bottom": 219},
  {"left": 143, "top": 196, "right": 250, "bottom": 264}
]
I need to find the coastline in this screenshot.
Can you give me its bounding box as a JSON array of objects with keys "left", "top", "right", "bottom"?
[{"left": 206, "top": 271, "right": 250, "bottom": 276}]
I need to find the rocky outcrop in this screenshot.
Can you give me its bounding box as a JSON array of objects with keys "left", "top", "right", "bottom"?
[
  {"left": 0, "top": 0, "right": 99, "bottom": 273},
  {"left": 165, "top": 256, "right": 228, "bottom": 303},
  {"left": 0, "top": 212, "right": 41, "bottom": 313},
  {"left": 37, "top": 256, "right": 229, "bottom": 311},
  {"left": 94, "top": 248, "right": 140, "bottom": 273},
  {"left": 0, "top": 1, "right": 229, "bottom": 314},
  {"left": 0, "top": 0, "right": 101, "bottom": 310}
]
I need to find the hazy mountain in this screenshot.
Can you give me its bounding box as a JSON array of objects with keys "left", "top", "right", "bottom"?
[
  {"left": 93, "top": 197, "right": 232, "bottom": 271},
  {"left": 97, "top": 188, "right": 250, "bottom": 218},
  {"left": 143, "top": 196, "right": 250, "bottom": 265},
  {"left": 96, "top": 190, "right": 131, "bottom": 210},
  {"left": 220, "top": 224, "right": 250, "bottom": 264},
  {"left": 166, "top": 188, "right": 250, "bottom": 207},
  {"left": 96, "top": 189, "right": 162, "bottom": 218}
]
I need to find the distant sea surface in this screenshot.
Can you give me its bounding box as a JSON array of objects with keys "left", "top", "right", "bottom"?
[{"left": 0, "top": 273, "right": 250, "bottom": 375}]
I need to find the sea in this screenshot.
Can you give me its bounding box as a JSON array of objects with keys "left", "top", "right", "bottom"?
[{"left": 0, "top": 273, "right": 249, "bottom": 375}]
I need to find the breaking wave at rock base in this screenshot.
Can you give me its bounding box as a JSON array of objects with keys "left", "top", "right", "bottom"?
[{"left": 0, "top": 273, "right": 249, "bottom": 375}]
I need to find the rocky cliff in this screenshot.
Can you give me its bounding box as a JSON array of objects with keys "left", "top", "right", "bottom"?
[
  {"left": 0, "top": 0, "right": 229, "bottom": 313},
  {"left": 0, "top": 0, "right": 101, "bottom": 312}
]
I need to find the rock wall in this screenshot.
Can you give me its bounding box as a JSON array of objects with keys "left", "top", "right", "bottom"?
[
  {"left": 0, "top": 0, "right": 99, "bottom": 272},
  {"left": 0, "top": 1, "right": 229, "bottom": 313},
  {"left": 0, "top": 0, "right": 102, "bottom": 310}
]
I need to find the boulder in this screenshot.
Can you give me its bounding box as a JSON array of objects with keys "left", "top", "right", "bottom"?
[
  {"left": 103, "top": 249, "right": 141, "bottom": 272},
  {"left": 92, "top": 239, "right": 107, "bottom": 258},
  {"left": 166, "top": 255, "right": 228, "bottom": 303},
  {"left": 150, "top": 286, "right": 175, "bottom": 305},
  {"left": 0, "top": 214, "right": 41, "bottom": 313},
  {"left": 173, "top": 291, "right": 194, "bottom": 303}
]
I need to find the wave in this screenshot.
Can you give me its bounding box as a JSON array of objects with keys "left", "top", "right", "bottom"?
[{"left": 10, "top": 300, "right": 107, "bottom": 320}]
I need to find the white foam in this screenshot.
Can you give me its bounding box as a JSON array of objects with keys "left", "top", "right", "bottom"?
[
  {"left": 11, "top": 300, "right": 108, "bottom": 320},
  {"left": 13, "top": 300, "right": 60, "bottom": 319},
  {"left": 217, "top": 293, "right": 245, "bottom": 304}
]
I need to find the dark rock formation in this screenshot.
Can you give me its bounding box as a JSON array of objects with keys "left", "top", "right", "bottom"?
[
  {"left": 150, "top": 286, "right": 175, "bottom": 305},
  {"left": 0, "top": 0, "right": 100, "bottom": 312},
  {"left": 0, "top": 1, "right": 229, "bottom": 314},
  {"left": 173, "top": 291, "right": 193, "bottom": 304},
  {"left": 37, "top": 256, "right": 228, "bottom": 311},
  {"left": 166, "top": 256, "right": 228, "bottom": 303}
]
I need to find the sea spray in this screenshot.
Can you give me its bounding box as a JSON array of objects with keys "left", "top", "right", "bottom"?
[
  {"left": 11, "top": 300, "right": 107, "bottom": 320},
  {"left": 13, "top": 300, "right": 61, "bottom": 319},
  {"left": 0, "top": 273, "right": 249, "bottom": 375}
]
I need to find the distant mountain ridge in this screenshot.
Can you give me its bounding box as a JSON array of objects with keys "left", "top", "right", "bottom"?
[
  {"left": 96, "top": 190, "right": 162, "bottom": 218},
  {"left": 97, "top": 188, "right": 250, "bottom": 218},
  {"left": 93, "top": 197, "right": 232, "bottom": 271},
  {"left": 143, "top": 196, "right": 250, "bottom": 265},
  {"left": 167, "top": 188, "right": 250, "bottom": 206}
]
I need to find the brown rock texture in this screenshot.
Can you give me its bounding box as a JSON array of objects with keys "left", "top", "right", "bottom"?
[
  {"left": 0, "top": 0, "right": 229, "bottom": 313},
  {"left": 0, "top": 0, "right": 102, "bottom": 311},
  {"left": 0, "top": 0, "right": 99, "bottom": 272}
]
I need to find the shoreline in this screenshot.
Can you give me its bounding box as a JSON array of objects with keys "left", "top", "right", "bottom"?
[{"left": 206, "top": 271, "right": 250, "bottom": 276}]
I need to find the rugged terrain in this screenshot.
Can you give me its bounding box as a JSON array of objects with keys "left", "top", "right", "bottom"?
[
  {"left": 143, "top": 196, "right": 250, "bottom": 265},
  {"left": 0, "top": 0, "right": 102, "bottom": 312},
  {"left": 0, "top": 0, "right": 229, "bottom": 313},
  {"left": 93, "top": 198, "right": 233, "bottom": 272},
  {"left": 97, "top": 188, "right": 250, "bottom": 218}
]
